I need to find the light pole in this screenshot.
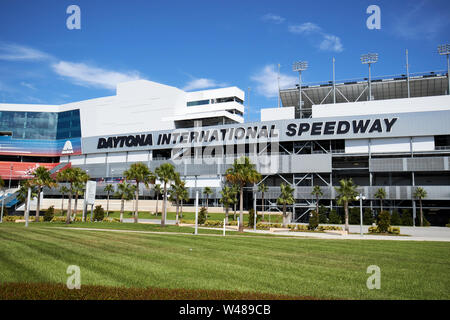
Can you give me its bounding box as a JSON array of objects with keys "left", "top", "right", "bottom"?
[
  {"left": 360, "top": 53, "right": 378, "bottom": 101},
  {"left": 438, "top": 44, "right": 450, "bottom": 95},
  {"left": 293, "top": 61, "right": 308, "bottom": 118},
  {"left": 356, "top": 193, "right": 366, "bottom": 236}
]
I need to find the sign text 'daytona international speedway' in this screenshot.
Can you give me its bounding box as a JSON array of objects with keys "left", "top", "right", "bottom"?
[
  {"left": 96, "top": 118, "right": 397, "bottom": 150},
  {"left": 81, "top": 110, "right": 450, "bottom": 154}
]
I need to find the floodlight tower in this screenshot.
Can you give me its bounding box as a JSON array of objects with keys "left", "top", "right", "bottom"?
[
  {"left": 438, "top": 44, "right": 450, "bottom": 95},
  {"left": 293, "top": 61, "right": 308, "bottom": 118},
  {"left": 360, "top": 53, "right": 378, "bottom": 101}
]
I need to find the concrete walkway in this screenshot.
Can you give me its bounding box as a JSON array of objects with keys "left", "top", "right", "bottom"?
[{"left": 122, "top": 219, "right": 450, "bottom": 242}]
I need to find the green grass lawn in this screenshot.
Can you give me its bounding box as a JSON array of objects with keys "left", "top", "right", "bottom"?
[{"left": 0, "top": 223, "right": 449, "bottom": 300}]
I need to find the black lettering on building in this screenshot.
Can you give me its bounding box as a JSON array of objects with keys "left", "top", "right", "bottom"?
[
  {"left": 337, "top": 121, "right": 350, "bottom": 134},
  {"left": 352, "top": 120, "right": 371, "bottom": 133},
  {"left": 369, "top": 119, "right": 382, "bottom": 133},
  {"left": 311, "top": 122, "right": 322, "bottom": 135}
]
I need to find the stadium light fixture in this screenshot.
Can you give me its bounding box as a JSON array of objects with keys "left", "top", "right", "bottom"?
[
  {"left": 438, "top": 44, "right": 450, "bottom": 95},
  {"left": 292, "top": 61, "right": 308, "bottom": 118},
  {"left": 361, "top": 53, "right": 378, "bottom": 101}
]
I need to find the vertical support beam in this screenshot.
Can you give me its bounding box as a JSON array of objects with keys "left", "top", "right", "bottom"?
[
  {"left": 332, "top": 57, "right": 336, "bottom": 104},
  {"left": 368, "top": 63, "right": 372, "bottom": 101},
  {"left": 406, "top": 49, "right": 411, "bottom": 98}
]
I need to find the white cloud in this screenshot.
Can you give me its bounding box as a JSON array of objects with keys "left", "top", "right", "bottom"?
[
  {"left": 51, "top": 61, "right": 143, "bottom": 90},
  {"left": 319, "top": 35, "right": 343, "bottom": 53},
  {"left": 288, "top": 22, "right": 321, "bottom": 34},
  {"left": 182, "top": 78, "right": 227, "bottom": 91},
  {"left": 288, "top": 22, "right": 343, "bottom": 52},
  {"left": 0, "top": 43, "right": 51, "bottom": 61},
  {"left": 251, "top": 64, "right": 297, "bottom": 98},
  {"left": 262, "top": 13, "right": 285, "bottom": 24}
]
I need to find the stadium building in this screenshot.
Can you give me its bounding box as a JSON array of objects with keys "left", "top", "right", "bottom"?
[{"left": 0, "top": 64, "right": 450, "bottom": 225}]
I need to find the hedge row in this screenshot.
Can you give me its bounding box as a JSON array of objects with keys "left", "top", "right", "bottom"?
[{"left": 368, "top": 226, "right": 400, "bottom": 235}]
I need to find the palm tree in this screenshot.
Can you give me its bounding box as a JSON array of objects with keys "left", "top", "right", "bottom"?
[
  {"left": 59, "top": 185, "right": 69, "bottom": 215},
  {"left": 72, "top": 181, "right": 85, "bottom": 220},
  {"left": 17, "top": 180, "right": 38, "bottom": 218},
  {"left": 220, "top": 185, "right": 236, "bottom": 224},
  {"left": 104, "top": 184, "right": 114, "bottom": 217},
  {"left": 169, "top": 177, "right": 186, "bottom": 225},
  {"left": 179, "top": 186, "right": 189, "bottom": 219},
  {"left": 225, "top": 157, "right": 262, "bottom": 232},
  {"left": 311, "top": 185, "right": 323, "bottom": 214},
  {"left": 30, "top": 166, "right": 56, "bottom": 222},
  {"left": 114, "top": 182, "right": 135, "bottom": 223},
  {"left": 153, "top": 184, "right": 162, "bottom": 215},
  {"left": 123, "top": 162, "right": 155, "bottom": 224},
  {"left": 335, "top": 178, "right": 358, "bottom": 232},
  {"left": 258, "top": 183, "right": 268, "bottom": 221},
  {"left": 203, "top": 187, "right": 213, "bottom": 211},
  {"left": 277, "top": 183, "right": 295, "bottom": 227},
  {"left": 374, "top": 188, "right": 386, "bottom": 212},
  {"left": 155, "top": 163, "right": 178, "bottom": 227},
  {"left": 56, "top": 167, "right": 90, "bottom": 224},
  {"left": 232, "top": 184, "right": 239, "bottom": 221},
  {"left": 413, "top": 187, "right": 427, "bottom": 227}
]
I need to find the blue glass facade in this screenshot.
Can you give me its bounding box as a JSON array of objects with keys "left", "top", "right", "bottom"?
[{"left": 0, "top": 109, "right": 81, "bottom": 140}]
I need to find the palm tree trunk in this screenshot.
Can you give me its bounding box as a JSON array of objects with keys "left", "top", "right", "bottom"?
[
  {"left": 225, "top": 207, "right": 229, "bottom": 224},
  {"left": 344, "top": 201, "right": 349, "bottom": 232},
  {"left": 74, "top": 194, "right": 78, "bottom": 220},
  {"left": 35, "top": 188, "right": 41, "bottom": 222},
  {"left": 66, "top": 191, "right": 72, "bottom": 224},
  {"left": 156, "top": 194, "right": 159, "bottom": 215},
  {"left": 134, "top": 182, "right": 139, "bottom": 223},
  {"left": 175, "top": 199, "right": 179, "bottom": 226},
  {"left": 262, "top": 193, "right": 265, "bottom": 221},
  {"left": 420, "top": 199, "right": 423, "bottom": 227},
  {"left": 316, "top": 194, "right": 319, "bottom": 214},
  {"left": 180, "top": 199, "right": 183, "bottom": 218},
  {"left": 283, "top": 203, "right": 287, "bottom": 228},
  {"left": 120, "top": 198, "right": 124, "bottom": 223},
  {"left": 161, "top": 184, "right": 167, "bottom": 227},
  {"left": 380, "top": 199, "right": 383, "bottom": 212},
  {"left": 233, "top": 202, "right": 236, "bottom": 221},
  {"left": 239, "top": 187, "right": 244, "bottom": 232},
  {"left": 106, "top": 193, "right": 110, "bottom": 217},
  {"left": 61, "top": 195, "right": 64, "bottom": 216}
]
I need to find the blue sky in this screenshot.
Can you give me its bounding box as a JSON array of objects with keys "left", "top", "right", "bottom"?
[{"left": 0, "top": 0, "right": 449, "bottom": 121}]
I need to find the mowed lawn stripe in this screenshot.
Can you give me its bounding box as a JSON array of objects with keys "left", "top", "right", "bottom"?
[{"left": 0, "top": 224, "right": 448, "bottom": 299}]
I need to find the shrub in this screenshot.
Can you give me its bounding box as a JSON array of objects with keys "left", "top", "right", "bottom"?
[
  {"left": 256, "top": 222, "right": 270, "bottom": 230},
  {"left": 317, "top": 225, "right": 343, "bottom": 231},
  {"left": 391, "top": 210, "right": 401, "bottom": 226},
  {"left": 51, "top": 216, "right": 82, "bottom": 222},
  {"left": 377, "top": 210, "right": 391, "bottom": 233},
  {"left": 318, "top": 205, "right": 328, "bottom": 223},
  {"left": 363, "top": 208, "right": 374, "bottom": 225},
  {"left": 180, "top": 219, "right": 195, "bottom": 224},
  {"left": 44, "top": 206, "right": 55, "bottom": 222},
  {"left": 102, "top": 217, "right": 120, "bottom": 223},
  {"left": 388, "top": 226, "right": 400, "bottom": 235},
  {"left": 204, "top": 220, "right": 223, "bottom": 227},
  {"left": 93, "top": 205, "right": 105, "bottom": 222},
  {"left": 368, "top": 225, "right": 400, "bottom": 235},
  {"left": 328, "top": 209, "right": 342, "bottom": 224},
  {"left": 349, "top": 207, "right": 360, "bottom": 224},
  {"left": 308, "top": 210, "right": 319, "bottom": 230},
  {"left": 401, "top": 209, "right": 413, "bottom": 226},
  {"left": 248, "top": 209, "right": 261, "bottom": 228},
  {"left": 446, "top": 223, "right": 450, "bottom": 228},
  {"left": 198, "top": 207, "right": 207, "bottom": 224}
]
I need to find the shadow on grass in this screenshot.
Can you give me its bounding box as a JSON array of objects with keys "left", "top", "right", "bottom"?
[{"left": 0, "top": 282, "right": 320, "bottom": 300}]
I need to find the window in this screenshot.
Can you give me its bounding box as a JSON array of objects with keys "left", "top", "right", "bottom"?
[{"left": 187, "top": 100, "right": 210, "bottom": 107}]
